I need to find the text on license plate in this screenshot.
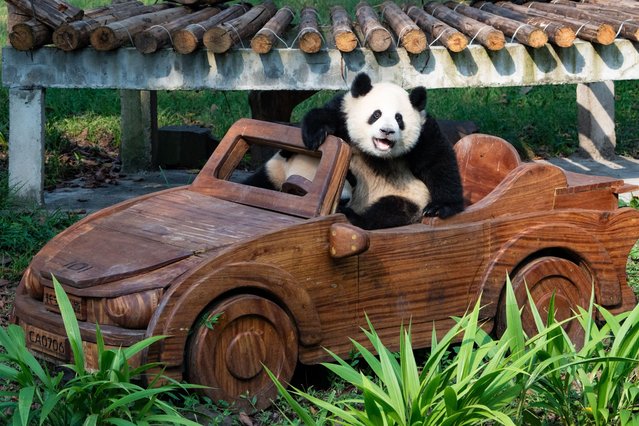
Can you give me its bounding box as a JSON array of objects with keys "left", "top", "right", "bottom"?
[{"left": 25, "top": 325, "right": 70, "bottom": 361}]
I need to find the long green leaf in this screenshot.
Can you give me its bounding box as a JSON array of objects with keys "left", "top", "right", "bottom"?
[
  {"left": 52, "top": 275, "right": 85, "bottom": 373},
  {"left": 17, "top": 386, "right": 34, "bottom": 426}
]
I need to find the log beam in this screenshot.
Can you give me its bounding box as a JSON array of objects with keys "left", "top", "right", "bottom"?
[
  {"left": 380, "top": 1, "right": 426, "bottom": 54},
  {"left": 203, "top": 1, "right": 276, "bottom": 54},
  {"left": 424, "top": 2, "right": 505, "bottom": 51},
  {"left": 173, "top": 3, "right": 251, "bottom": 55},
  {"left": 330, "top": 5, "right": 358, "bottom": 53}
]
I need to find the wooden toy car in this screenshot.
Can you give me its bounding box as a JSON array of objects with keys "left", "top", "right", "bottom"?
[{"left": 13, "top": 118, "right": 639, "bottom": 410}]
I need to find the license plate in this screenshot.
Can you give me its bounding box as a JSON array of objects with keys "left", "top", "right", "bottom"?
[
  {"left": 25, "top": 325, "right": 70, "bottom": 361},
  {"left": 43, "top": 286, "right": 86, "bottom": 321}
]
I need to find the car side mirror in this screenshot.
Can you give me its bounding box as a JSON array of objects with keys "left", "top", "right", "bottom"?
[{"left": 329, "top": 223, "right": 369, "bottom": 258}]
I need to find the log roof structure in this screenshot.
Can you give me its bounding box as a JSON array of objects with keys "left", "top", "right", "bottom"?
[{"left": 6, "top": 0, "right": 639, "bottom": 55}]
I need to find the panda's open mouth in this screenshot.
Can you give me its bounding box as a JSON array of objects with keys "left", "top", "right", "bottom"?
[{"left": 373, "top": 138, "right": 395, "bottom": 151}]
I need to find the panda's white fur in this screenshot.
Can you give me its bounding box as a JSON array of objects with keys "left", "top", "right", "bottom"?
[
  {"left": 347, "top": 154, "right": 429, "bottom": 217},
  {"left": 264, "top": 152, "right": 319, "bottom": 190},
  {"left": 342, "top": 82, "right": 425, "bottom": 159}
]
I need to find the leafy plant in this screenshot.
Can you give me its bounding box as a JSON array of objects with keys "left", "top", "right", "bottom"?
[
  {"left": 270, "top": 277, "right": 639, "bottom": 426},
  {"left": 268, "top": 282, "right": 537, "bottom": 426},
  {"left": 0, "top": 276, "right": 203, "bottom": 425}
]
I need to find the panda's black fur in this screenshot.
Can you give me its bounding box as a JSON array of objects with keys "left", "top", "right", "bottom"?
[{"left": 301, "top": 72, "right": 464, "bottom": 230}]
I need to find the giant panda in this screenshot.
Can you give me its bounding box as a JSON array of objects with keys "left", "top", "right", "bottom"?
[{"left": 300, "top": 72, "right": 464, "bottom": 230}]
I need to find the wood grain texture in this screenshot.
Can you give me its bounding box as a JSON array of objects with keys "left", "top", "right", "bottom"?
[
  {"left": 474, "top": 1, "right": 575, "bottom": 47},
  {"left": 405, "top": 5, "right": 468, "bottom": 52},
  {"left": 298, "top": 7, "right": 322, "bottom": 53},
  {"left": 445, "top": 1, "right": 547, "bottom": 48},
  {"left": 356, "top": 1, "right": 392, "bottom": 52},
  {"left": 203, "top": 2, "right": 276, "bottom": 53},
  {"left": 330, "top": 5, "right": 358, "bottom": 52},
  {"left": 186, "top": 295, "right": 297, "bottom": 412},
  {"left": 380, "top": 1, "right": 426, "bottom": 53},
  {"left": 173, "top": 3, "right": 251, "bottom": 54},
  {"left": 425, "top": 1, "right": 505, "bottom": 50},
  {"left": 250, "top": 6, "right": 294, "bottom": 53}
]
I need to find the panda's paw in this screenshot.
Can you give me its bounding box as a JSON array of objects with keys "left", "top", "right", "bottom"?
[
  {"left": 302, "top": 126, "right": 328, "bottom": 151},
  {"left": 423, "top": 202, "right": 464, "bottom": 219}
]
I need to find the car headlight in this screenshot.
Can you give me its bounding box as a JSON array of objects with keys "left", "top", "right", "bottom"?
[
  {"left": 24, "top": 268, "right": 44, "bottom": 300},
  {"left": 105, "top": 289, "right": 163, "bottom": 329}
]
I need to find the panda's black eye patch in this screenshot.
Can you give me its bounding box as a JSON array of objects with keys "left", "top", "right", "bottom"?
[
  {"left": 395, "top": 113, "right": 405, "bottom": 130},
  {"left": 368, "top": 110, "right": 382, "bottom": 124}
]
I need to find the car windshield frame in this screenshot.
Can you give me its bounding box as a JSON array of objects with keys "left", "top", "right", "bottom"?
[{"left": 190, "top": 119, "right": 352, "bottom": 218}]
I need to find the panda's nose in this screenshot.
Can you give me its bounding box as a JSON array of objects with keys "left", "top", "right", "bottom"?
[{"left": 380, "top": 128, "right": 395, "bottom": 136}]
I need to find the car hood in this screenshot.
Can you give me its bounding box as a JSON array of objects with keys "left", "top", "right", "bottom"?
[{"left": 36, "top": 189, "right": 303, "bottom": 289}]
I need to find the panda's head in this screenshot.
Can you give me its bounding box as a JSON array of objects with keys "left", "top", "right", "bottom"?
[{"left": 342, "top": 73, "right": 426, "bottom": 159}]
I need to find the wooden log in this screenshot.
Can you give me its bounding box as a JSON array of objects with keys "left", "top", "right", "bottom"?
[
  {"left": 250, "top": 6, "right": 294, "bottom": 54},
  {"left": 9, "top": 19, "right": 51, "bottom": 50},
  {"left": 53, "top": 2, "right": 158, "bottom": 51},
  {"left": 553, "top": 1, "right": 639, "bottom": 21},
  {"left": 475, "top": 1, "right": 575, "bottom": 47},
  {"left": 424, "top": 1, "right": 505, "bottom": 51},
  {"left": 330, "top": 5, "right": 358, "bottom": 53},
  {"left": 404, "top": 5, "right": 468, "bottom": 52},
  {"left": 90, "top": 6, "right": 188, "bottom": 51},
  {"left": 171, "top": 0, "right": 227, "bottom": 6},
  {"left": 5, "top": 0, "right": 83, "bottom": 27},
  {"left": 497, "top": 2, "right": 615, "bottom": 45},
  {"left": 203, "top": 1, "right": 276, "bottom": 54},
  {"left": 380, "top": 1, "right": 426, "bottom": 53},
  {"left": 7, "top": 3, "right": 30, "bottom": 32},
  {"left": 580, "top": 0, "right": 639, "bottom": 9},
  {"left": 298, "top": 6, "right": 322, "bottom": 53},
  {"left": 356, "top": 1, "right": 392, "bottom": 52},
  {"left": 531, "top": 1, "right": 639, "bottom": 41},
  {"left": 135, "top": 7, "right": 222, "bottom": 54},
  {"left": 173, "top": 3, "right": 251, "bottom": 55},
  {"left": 444, "top": 1, "right": 547, "bottom": 48}
]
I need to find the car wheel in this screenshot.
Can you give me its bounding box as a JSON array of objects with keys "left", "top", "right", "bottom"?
[
  {"left": 498, "top": 256, "right": 592, "bottom": 348},
  {"left": 186, "top": 294, "right": 298, "bottom": 411}
]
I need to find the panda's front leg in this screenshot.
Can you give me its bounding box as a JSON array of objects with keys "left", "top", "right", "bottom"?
[{"left": 301, "top": 107, "right": 341, "bottom": 150}]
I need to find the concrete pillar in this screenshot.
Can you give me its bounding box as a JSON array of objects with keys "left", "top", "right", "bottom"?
[
  {"left": 120, "top": 89, "right": 157, "bottom": 172},
  {"left": 8, "top": 88, "right": 46, "bottom": 204},
  {"left": 577, "top": 81, "right": 616, "bottom": 160}
]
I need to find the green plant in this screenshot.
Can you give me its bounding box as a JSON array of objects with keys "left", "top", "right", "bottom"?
[
  {"left": 268, "top": 284, "right": 538, "bottom": 426},
  {"left": 0, "top": 275, "right": 203, "bottom": 425}
]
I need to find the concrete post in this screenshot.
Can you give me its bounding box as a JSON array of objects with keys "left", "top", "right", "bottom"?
[
  {"left": 577, "top": 81, "right": 616, "bottom": 160},
  {"left": 8, "top": 88, "right": 45, "bottom": 204},
  {"left": 119, "top": 89, "right": 156, "bottom": 172}
]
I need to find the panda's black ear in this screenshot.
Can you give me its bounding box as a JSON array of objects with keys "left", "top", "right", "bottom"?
[
  {"left": 409, "top": 87, "right": 427, "bottom": 111},
  {"left": 351, "top": 73, "right": 373, "bottom": 98}
]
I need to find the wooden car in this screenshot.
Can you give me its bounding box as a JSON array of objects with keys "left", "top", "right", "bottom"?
[{"left": 13, "top": 118, "right": 639, "bottom": 410}]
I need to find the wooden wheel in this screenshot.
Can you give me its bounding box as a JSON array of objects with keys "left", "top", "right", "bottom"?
[
  {"left": 186, "top": 294, "right": 298, "bottom": 411},
  {"left": 499, "top": 256, "right": 592, "bottom": 347}
]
